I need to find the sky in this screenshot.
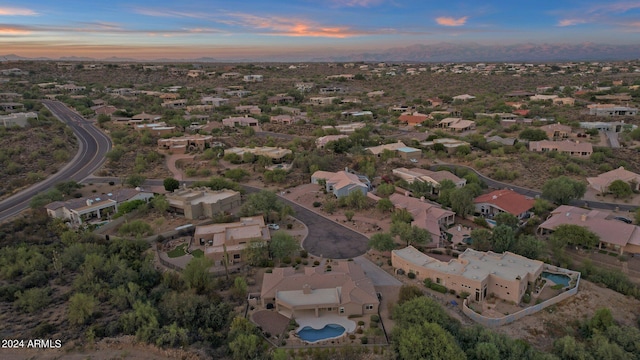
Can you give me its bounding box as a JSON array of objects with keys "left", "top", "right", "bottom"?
[{"left": 2, "top": 0, "right": 640, "bottom": 60}]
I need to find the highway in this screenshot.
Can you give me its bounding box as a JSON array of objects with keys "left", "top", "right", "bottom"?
[{"left": 0, "top": 100, "right": 112, "bottom": 222}]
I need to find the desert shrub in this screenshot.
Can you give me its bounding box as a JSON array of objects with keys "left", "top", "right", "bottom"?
[
  {"left": 313, "top": 201, "right": 321, "bottom": 207},
  {"left": 408, "top": 272, "right": 416, "bottom": 279}
]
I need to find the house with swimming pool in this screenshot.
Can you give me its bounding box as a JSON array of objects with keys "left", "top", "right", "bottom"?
[
  {"left": 392, "top": 246, "right": 544, "bottom": 303},
  {"left": 260, "top": 261, "right": 379, "bottom": 319}
]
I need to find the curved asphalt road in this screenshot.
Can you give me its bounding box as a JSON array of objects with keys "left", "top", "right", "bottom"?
[
  {"left": 431, "top": 162, "right": 638, "bottom": 212},
  {"left": 0, "top": 100, "right": 112, "bottom": 222}
]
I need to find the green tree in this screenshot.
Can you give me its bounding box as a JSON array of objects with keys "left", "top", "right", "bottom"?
[
  {"left": 29, "top": 189, "right": 63, "bottom": 209},
  {"left": 533, "top": 198, "right": 554, "bottom": 216},
  {"left": 608, "top": 180, "right": 632, "bottom": 198},
  {"left": 126, "top": 174, "right": 146, "bottom": 188},
  {"left": 68, "top": 293, "right": 97, "bottom": 326},
  {"left": 519, "top": 128, "right": 548, "bottom": 141},
  {"left": 511, "top": 235, "right": 544, "bottom": 259},
  {"left": 450, "top": 187, "right": 475, "bottom": 218},
  {"left": 394, "top": 322, "right": 466, "bottom": 360},
  {"left": 636, "top": 208, "right": 640, "bottom": 225},
  {"left": 241, "top": 190, "right": 294, "bottom": 222},
  {"left": 542, "top": 176, "right": 587, "bottom": 204},
  {"left": 391, "top": 222, "right": 432, "bottom": 247},
  {"left": 151, "top": 195, "right": 169, "bottom": 213},
  {"left": 377, "top": 198, "right": 394, "bottom": 212},
  {"left": 14, "top": 287, "right": 51, "bottom": 313},
  {"left": 551, "top": 224, "right": 600, "bottom": 249},
  {"left": 398, "top": 284, "right": 424, "bottom": 305},
  {"left": 156, "top": 322, "right": 188, "bottom": 348},
  {"left": 491, "top": 225, "right": 515, "bottom": 253},
  {"left": 368, "top": 232, "right": 396, "bottom": 252},
  {"left": 470, "top": 228, "right": 492, "bottom": 251},
  {"left": 233, "top": 276, "right": 248, "bottom": 299},
  {"left": 163, "top": 177, "right": 180, "bottom": 192},
  {"left": 437, "top": 179, "right": 457, "bottom": 207},
  {"left": 182, "top": 257, "right": 213, "bottom": 294},
  {"left": 391, "top": 209, "right": 413, "bottom": 224},
  {"left": 376, "top": 183, "right": 396, "bottom": 197},
  {"left": 55, "top": 180, "right": 82, "bottom": 195},
  {"left": 242, "top": 240, "right": 268, "bottom": 266},
  {"left": 494, "top": 212, "right": 519, "bottom": 229},
  {"left": 340, "top": 190, "right": 368, "bottom": 210},
  {"left": 229, "top": 333, "right": 261, "bottom": 360},
  {"left": 344, "top": 210, "right": 355, "bottom": 221},
  {"left": 224, "top": 168, "right": 249, "bottom": 182},
  {"left": 269, "top": 231, "right": 299, "bottom": 260}
]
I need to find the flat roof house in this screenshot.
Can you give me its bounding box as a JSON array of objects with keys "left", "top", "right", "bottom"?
[
  {"left": 438, "top": 117, "right": 476, "bottom": 132},
  {"left": 0, "top": 112, "right": 37, "bottom": 127},
  {"left": 315, "top": 134, "right": 349, "bottom": 149},
  {"left": 588, "top": 104, "right": 638, "bottom": 117},
  {"left": 222, "top": 116, "right": 259, "bottom": 128},
  {"left": 260, "top": 261, "right": 379, "bottom": 319},
  {"left": 540, "top": 124, "right": 572, "bottom": 140},
  {"left": 392, "top": 246, "right": 544, "bottom": 303},
  {"left": 45, "top": 189, "right": 153, "bottom": 225},
  {"left": 474, "top": 189, "right": 535, "bottom": 219},
  {"left": 195, "top": 216, "right": 270, "bottom": 266},
  {"left": 529, "top": 140, "right": 593, "bottom": 157},
  {"left": 587, "top": 166, "right": 640, "bottom": 194},
  {"left": 157, "top": 134, "right": 215, "bottom": 153},
  {"left": 224, "top": 146, "right": 292, "bottom": 162},
  {"left": 311, "top": 170, "right": 369, "bottom": 198},
  {"left": 538, "top": 205, "right": 640, "bottom": 255},
  {"left": 366, "top": 141, "right": 422, "bottom": 159},
  {"left": 166, "top": 187, "right": 241, "bottom": 219}
]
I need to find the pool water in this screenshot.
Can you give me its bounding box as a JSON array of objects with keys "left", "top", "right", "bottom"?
[
  {"left": 297, "top": 324, "right": 346, "bottom": 343},
  {"left": 542, "top": 271, "right": 571, "bottom": 287},
  {"left": 486, "top": 219, "right": 497, "bottom": 227}
]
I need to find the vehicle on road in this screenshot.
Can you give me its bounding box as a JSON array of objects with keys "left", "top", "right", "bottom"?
[
  {"left": 268, "top": 223, "right": 280, "bottom": 230},
  {"left": 613, "top": 216, "right": 633, "bottom": 224}
]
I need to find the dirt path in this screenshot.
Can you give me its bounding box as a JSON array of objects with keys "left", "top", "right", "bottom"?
[{"left": 165, "top": 154, "right": 195, "bottom": 181}]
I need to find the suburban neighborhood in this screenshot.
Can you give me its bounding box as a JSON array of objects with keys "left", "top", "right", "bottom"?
[{"left": 1, "top": 57, "right": 640, "bottom": 360}]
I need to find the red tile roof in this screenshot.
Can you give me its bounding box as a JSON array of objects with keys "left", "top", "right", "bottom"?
[
  {"left": 398, "top": 114, "right": 428, "bottom": 125},
  {"left": 474, "top": 189, "right": 534, "bottom": 216}
]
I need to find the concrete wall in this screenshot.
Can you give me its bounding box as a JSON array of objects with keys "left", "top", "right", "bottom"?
[{"left": 462, "top": 268, "right": 580, "bottom": 328}]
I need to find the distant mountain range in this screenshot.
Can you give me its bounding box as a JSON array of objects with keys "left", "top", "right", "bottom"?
[{"left": 3, "top": 42, "right": 640, "bottom": 63}]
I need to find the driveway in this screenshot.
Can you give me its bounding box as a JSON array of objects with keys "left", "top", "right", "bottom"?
[{"left": 354, "top": 256, "right": 401, "bottom": 286}]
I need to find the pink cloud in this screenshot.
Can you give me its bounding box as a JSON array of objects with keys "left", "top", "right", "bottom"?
[
  {"left": 330, "top": 0, "right": 385, "bottom": 7},
  {"left": 435, "top": 16, "right": 468, "bottom": 27},
  {"left": 557, "top": 19, "right": 586, "bottom": 27},
  {"left": 0, "top": 7, "right": 37, "bottom": 16},
  {"left": 220, "top": 13, "right": 369, "bottom": 38},
  {"left": 0, "top": 26, "right": 31, "bottom": 35}
]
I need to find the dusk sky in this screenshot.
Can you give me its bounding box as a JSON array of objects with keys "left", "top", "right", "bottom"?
[{"left": 2, "top": 0, "right": 640, "bottom": 59}]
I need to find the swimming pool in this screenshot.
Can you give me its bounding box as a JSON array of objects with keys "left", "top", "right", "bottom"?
[
  {"left": 542, "top": 271, "right": 571, "bottom": 287},
  {"left": 486, "top": 219, "right": 497, "bottom": 227},
  {"left": 297, "top": 324, "right": 346, "bottom": 343}
]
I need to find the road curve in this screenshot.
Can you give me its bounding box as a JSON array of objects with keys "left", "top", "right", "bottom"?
[
  {"left": 0, "top": 100, "right": 112, "bottom": 222},
  {"left": 430, "top": 163, "right": 637, "bottom": 212}
]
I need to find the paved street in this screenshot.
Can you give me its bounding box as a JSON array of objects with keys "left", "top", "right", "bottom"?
[{"left": 354, "top": 256, "right": 401, "bottom": 286}]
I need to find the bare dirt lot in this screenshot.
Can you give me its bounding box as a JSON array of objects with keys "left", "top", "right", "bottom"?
[{"left": 494, "top": 280, "right": 640, "bottom": 351}]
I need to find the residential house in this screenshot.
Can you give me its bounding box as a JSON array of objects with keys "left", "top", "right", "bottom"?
[
  {"left": 453, "top": 94, "right": 476, "bottom": 101},
  {"left": 272, "top": 106, "right": 301, "bottom": 115},
  {"left": 392, "top": 246, "right": 544, "bottom": 303},
  {"left": 538, "top": 205, "right": 640, "bottom": 255},
  {"left": 270, "top": 115, "right": 296, "bottom": 125},
  {"left": 222, "top": 116, "right": 259, "bottom": 128},
  {"left": 326, "top": 74, "right": 355, "bottom": 80},
  {"left": 243, "top": 74, "right": 263, "bottom": 82},
  {"left": 427, "top": 97, "right": 444, "bottom": 107},
  {"left": 0, "top": 112, "right": 37, "bottom": 127},
  {"left": 420, "top": 138, "right": 471, "bottom": 153},
  {"left": 323, "top": 122, "right": 366, "bottom": 133},
  {"left": 315, "top": 134, "right": 349, "bottom": 149},
  {"left": 161, "top": 99, "right": 187, "bottom": 109},
  {"left": 56, "top": 84, "right": 86, "bottom": 93},
  {"left": 134, "top": 123, "right": 176, "bottom": 137},
  {"left": 474, "top": 189, "right": 535, "bottom": 219},
  {"left": 553, "top": 97, "right": 576, "bottom": 106},
  {"left": 341, "top": 111, "right": 373, "bottom": 118},
  {"left": 0, "top": 102, "right": 24, "bottom": 112},
  {"left": 485, "top": 136, "right": 517, "bottom": 146},
  {"left": 201, "top": 97, "right": 229, "bottom": 107},
  {"left": 0, "top": 68, "right": 28, "bottom": 76},
  {"left": 92, "top": 105, "right": 118, "bottom": 117},
  {"left": 319, "top": 86, "right": 346, "bottom": 94},
  {"left": 220, "top": 72, "right": 242, "bottom": 79},
  {"left": 166, "top": 187, "right": 241, "bottom": 219},
  {"left": 195, "top": 216, "right": 270, "bottom": 266},
  {"left": 235, "top": 105, "right": 262, "bottom": 115},
  {"left": 588, "top": 104, "right": 638, "bottom": 116},
  {"left": 0, "top": 92, "right": 21, "bottom": 100},
  {"left": 309, "top": 97, "right": 337, "bottom": 106},
  {"left": 398, "top": 113, "right": 429, "bottom": 127},
  {"left": 131, "top": 112, "right": 161, "bottom": 122},
  {"left": 580, "top": 121, "right": 634, "bottom": 133},
  {"left": 366, "top": 141, "right": 422, "bottom": 160},
  {"left": 295, "top": 82, "right": 315, "bottom": 92},
  {"left": 530, "top": 94, "right": 558, "bottom": 101},
  {"left": 225, "top": 146, "right": 292, "bottom": 162},
  {"left": 437, "top": 117, "right": 476, "bottom": 132},
  {"left": 367, "top": 90, "right": 384, "bottom": 98},
  {"left": 389, "top": 194, "right": 455, "bottom": 247},
  {"left": 260, "top": 261, "right": 379, "bottom": 318},
  {"left": 540, "top": 123, "right": 572, "bottom": 140},
  {"left": 311, "top": 170, "right": 369, "bottom": 198},
  {"left": 157, "top": 134, "right": 216, "bottom": 153},
  {"left": 225, "top": 90, "right": 251, "bottom": 97},
  {"left": 45, "top": 189, "right": 154, "bottom": 225},
  {"left": 392, "top": 167, "right": 466, "bottom": 194},
  {"left": 187, "top": 69, "right": 205, "bottom": 78},
  {"left": 528, "top": 140, "right": 593, "bottom": 157},
  {"left": 587, "top": 166, "right": 640, "bottom": 194}
]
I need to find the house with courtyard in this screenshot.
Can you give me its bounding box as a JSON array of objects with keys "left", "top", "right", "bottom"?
[
  {"left": 222, "top": 116, "right": 259, "bottom": 128},
  {"left": 260, "top": 261, "right": 379, "bottom": 318},
  {"left": 161, "top": 99, "right": 187, "bottom": 109},
  {"left": 540, "top": 123, "right": 572, "bottom": 140},
  {"left": 323, "top": 122, "right": 366, "bottom": 133},
  {"left": 235, "top": 105, "right": 262, "bottom": 115},
  {"left": 474, "top": 189, "right": 534, "bottom": 219},
  {"left": 45, "top": 189, "right": 154, "bottom": 225},
  {"left": 194, "top": 216, "right": 270, "bottom": 266},
  {"left": 528, "top": 140, "right": 593, "bottom": 157},
  {"left": 587, "top": 166, "right": 640, "bottom": 194},
  {"left": 392, "top": 246, "right": 544, "bottom": 303},
  {"left": 166, "top": 187, "right": 241, "bottom": 219},
  {"left": 420, "top": 138, "right": 471, "bottom": 153},
  {"left": 315, "top": 134, "right": 349, "bottom": 149},
  {"left": 311, "top": 170, "right": 369, "bottom": 198},
  {"left": 157, "top": 134, "right": 216, "bottom": 153},
  {"left": 588, "top": 104, "right": 638, "bottom": 116},
  {"left": 224, "top": 146, "right": 292, "bottom": 162},
  {"left": 392, "top": 167, "right": 466, "bottom": 195},
  {"left": 0, "top": 112, "right": 37, "bottom": 127},
  {"left": 538, "top": 205, "right": 640, "bottom": 255},
  {"left": 389, "top": 194, "right": 455, "bottom": 247},
  {"left": 366, "top": 141, "right": 422, "bottom": 160},
  {"left": 437, "top": 117, "right": 476, "bottom": 132}
]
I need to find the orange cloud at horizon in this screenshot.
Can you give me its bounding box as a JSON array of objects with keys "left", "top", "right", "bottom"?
[
  {"left": 221, "top": 12, "right": 365, "bottom": 38},
  {"left": 0, "top": 6, "right": 37, "bottom": 16},
  {"left": 435, "top": 16, "right": 468, "bottom": 27},
  {"left": 0, "top": 26, "right": 31, "bottom": 35}
]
